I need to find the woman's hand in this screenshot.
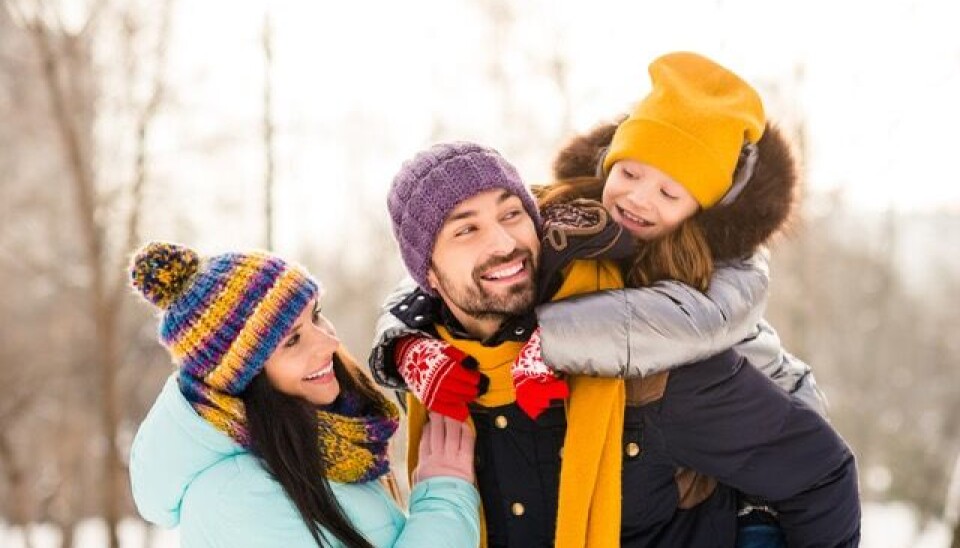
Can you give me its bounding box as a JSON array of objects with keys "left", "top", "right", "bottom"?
[{"left": 414, "top": 412, "right": 475, "bottom": 484}]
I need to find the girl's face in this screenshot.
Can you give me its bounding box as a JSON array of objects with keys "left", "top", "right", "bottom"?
[
  {"left": 603, "top": 159, "right": 700, "bottom": 240},
  {"left": 263, "top": 298, "right": 341, "bottom": 406}
]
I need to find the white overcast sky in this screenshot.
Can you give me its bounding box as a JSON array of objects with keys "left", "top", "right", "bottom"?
[{"left": 139, "top": 0, "right": 960, "bottom": 250}]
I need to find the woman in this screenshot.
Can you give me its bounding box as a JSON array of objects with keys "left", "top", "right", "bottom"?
[{"left": 128, "top": 242, "right": 480, "bottom": 547}]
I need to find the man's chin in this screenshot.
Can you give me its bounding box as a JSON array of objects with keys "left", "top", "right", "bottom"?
[
  {"left": 487, "top": 279, "right": 534, "bottom": 302},
  {"left": 464, "top": 294, "right": 535, "bottom": 319},
  {"left": 491, "top": 291, "right": 536, "bottom": 317}
]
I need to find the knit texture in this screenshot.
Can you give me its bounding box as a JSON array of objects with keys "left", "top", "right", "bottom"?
[
  {"left": 316, "top": 390, "right": 400, "bottom": 483},
  {"left": 131, "top": 242, "right": 318, "bottom": 400},
  {"left": 603, "top": 51, "right": 766, "bottom": 208},
  {"left": 388, "top": 142, "right": 542, "bottom": 294}
]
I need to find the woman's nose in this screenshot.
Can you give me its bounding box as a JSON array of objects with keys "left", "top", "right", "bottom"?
[{"left": 310, "top": 317, "right": 340, "bottom": 348}]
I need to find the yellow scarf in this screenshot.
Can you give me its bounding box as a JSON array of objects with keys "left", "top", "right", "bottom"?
[{"left": 405, "top": 259, "right": 625, "bottom": 548}]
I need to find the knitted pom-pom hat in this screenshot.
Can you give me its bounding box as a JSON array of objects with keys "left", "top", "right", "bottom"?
[{"left": 130, "top": 241, "right": 318, "bottom": 398}]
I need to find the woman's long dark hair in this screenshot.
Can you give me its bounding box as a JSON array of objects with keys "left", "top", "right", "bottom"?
[{"left": 241, "top": 351, "right": 380, "bottom": 548}]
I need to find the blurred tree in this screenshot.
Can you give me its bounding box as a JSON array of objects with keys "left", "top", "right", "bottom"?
[
  {"left": 261, "top": 9, "right": 276, "bottom": 249},
  {"left": 3, "top": 1, "right": 174, "bottom": 546},
  {"left": 768, "top": 198, "right": 960, "bottom": 526}
]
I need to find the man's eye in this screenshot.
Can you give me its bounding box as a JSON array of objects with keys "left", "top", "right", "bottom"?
[
  {"left": 502, "top": 209, "right": 522, "bottom": 221},
  {"left": 283, "top": 333, "right": 300, "bottom": 348},
  {"left": 454, "top": 226, "right": 476, "bottom": 237}
]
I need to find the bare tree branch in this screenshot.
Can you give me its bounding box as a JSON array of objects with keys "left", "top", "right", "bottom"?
[
  {"left": 111, "top": 0, "right": 174, "bottom": 309},
  {"left": 261, "top": 9, "right": 275, "bottom": 249}
]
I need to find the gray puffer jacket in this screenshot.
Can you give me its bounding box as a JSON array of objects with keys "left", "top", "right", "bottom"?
[
  {"left": 535, "top": 251, "right": 827, "bottom": 416},
  {"left": 367, "top": 252, "right": 827, "bottom": 417}
]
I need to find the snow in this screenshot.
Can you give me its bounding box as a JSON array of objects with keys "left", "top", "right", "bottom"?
[{"left": 0, "top": 502, "right": 953, "bottom": 547}]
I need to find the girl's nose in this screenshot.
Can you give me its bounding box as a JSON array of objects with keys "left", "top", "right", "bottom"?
[{"left": 625, "top": 180, "right": 654, "bottom": 206}]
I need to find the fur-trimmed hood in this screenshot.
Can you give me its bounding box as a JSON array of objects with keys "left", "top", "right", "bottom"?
[{"left": 550, "top": 118, "right": 800, "bottom": 261}]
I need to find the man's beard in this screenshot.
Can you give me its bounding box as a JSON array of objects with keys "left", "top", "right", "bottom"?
[{"left": 433, "top": 249, "right": 538, "bottom": 322}]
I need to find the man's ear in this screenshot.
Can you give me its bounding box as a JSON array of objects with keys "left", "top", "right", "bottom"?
[{"left": 426, "top": 267, "right": 440, "bottom": 291}]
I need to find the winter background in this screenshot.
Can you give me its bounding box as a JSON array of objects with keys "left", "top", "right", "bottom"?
[{"left": 1, "top": 0, "right": 959, "bottom": 546}]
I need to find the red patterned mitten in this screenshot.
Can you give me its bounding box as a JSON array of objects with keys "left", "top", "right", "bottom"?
[
  {"left": 394, "top": 336, "right": 486, "bottom": 421},
  {"left": 513, "top": 327, "right": 569, "bottom": 420}
]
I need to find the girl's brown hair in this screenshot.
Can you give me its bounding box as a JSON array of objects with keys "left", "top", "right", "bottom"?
[{"left": 534, "top": 175, "right": 713, "bottom": 291}]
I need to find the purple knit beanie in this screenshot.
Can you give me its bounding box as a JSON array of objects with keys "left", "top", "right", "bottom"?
[{"left": 388, "top": 142, "right": 542, "bottom": 294}]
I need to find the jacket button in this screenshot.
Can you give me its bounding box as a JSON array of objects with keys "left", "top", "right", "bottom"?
[
  {"left": 625, "top": 442, "right": 641, "bottom": 458},
  {"left": 495, "top": 415, "right": 508, "bottom": 429},
  {"left": 413, "top": 315, "right": 424, "bottom": 322},
  {"left": 398, "top": 304, "right": 409, "bottom": 311},
  {"left": 513, "top": 326, "right": 525, "bottom": 336},
  {"left": 511, "top": 502, "right": 525, "bottom": 516}
]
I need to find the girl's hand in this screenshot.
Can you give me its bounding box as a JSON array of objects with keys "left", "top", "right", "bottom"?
[{"left": 413, "top": 412, "right": 475, "bottom": 484}]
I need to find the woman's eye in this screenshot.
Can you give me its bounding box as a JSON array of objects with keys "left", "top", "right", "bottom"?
[{"left": 283, "top": 333, "right": 300, "bottom": 348}]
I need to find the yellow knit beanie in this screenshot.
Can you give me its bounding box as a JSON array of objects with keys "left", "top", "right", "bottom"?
[{"left": 602, "top": 51, "right": 766, "bottom": 208}]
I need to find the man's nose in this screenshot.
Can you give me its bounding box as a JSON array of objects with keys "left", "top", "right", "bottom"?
[{"left": 488, "top": 225, "right": 518, "bottom": 256}]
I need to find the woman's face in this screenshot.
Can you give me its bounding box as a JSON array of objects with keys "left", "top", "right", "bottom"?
[
  {"left": 602, "top": 159, "right": 700, "bottom": 240},
  {"left": 263, "top": 298, "right": 341, "bottom": 406}
]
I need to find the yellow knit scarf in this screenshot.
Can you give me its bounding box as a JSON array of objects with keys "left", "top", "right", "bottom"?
[{"left": 405, "top": 259, "right": 625, "bottom": 548}]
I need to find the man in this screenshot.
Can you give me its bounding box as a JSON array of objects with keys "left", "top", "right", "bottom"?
[{"left": 374, "top": 141, "right": 860, "bottom": 547}]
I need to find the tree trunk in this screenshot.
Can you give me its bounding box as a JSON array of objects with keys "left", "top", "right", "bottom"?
[
  {"left": 30, "top": 20, "right": 122, "bottom": 548},
  {"left": 262, "top": 11, "right": 275, "bottom": 249},
  {"left": 57, "top": 519, "right": 77, "bottom": 548},
  {"left": 0, "top": 433, "right": 34, "bottom": 548}
]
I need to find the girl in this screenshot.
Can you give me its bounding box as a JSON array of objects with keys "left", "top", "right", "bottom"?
[
  {"left": 128, "top": 242, "right": 480, "bottom": 547},
  {"left": 530, "top": 50, "right": 819, "bottom": 548}
]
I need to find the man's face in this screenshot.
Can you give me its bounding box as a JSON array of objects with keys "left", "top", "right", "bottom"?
[{"left": 427, "top": 189, "right": 540, "bottom": 324}]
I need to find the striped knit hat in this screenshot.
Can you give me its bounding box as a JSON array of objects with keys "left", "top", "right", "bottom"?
[{"left": 130, "top": 242, "right": 318, "bottom": 435}]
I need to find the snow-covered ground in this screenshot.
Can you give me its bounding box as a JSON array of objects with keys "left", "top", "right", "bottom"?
[{"left": 0, "top": 502, "right": 953, "bottom": 547}]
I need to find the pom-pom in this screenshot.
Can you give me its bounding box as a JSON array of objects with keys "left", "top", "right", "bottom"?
[{"left": 130, "top": 242, "right": 200, "bottom": 309}]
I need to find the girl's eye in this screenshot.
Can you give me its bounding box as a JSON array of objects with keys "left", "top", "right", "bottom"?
[
  {"left": 283, "top": 333, "right": 301, "bottom": 348},
  {"left": 660, "top": 188, "right": 678, "bottom": 200}
]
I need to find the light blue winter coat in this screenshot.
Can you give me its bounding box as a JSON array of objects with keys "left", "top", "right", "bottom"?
[{"left": 130, "top": 375, "right": 480, "bottom": 548}]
